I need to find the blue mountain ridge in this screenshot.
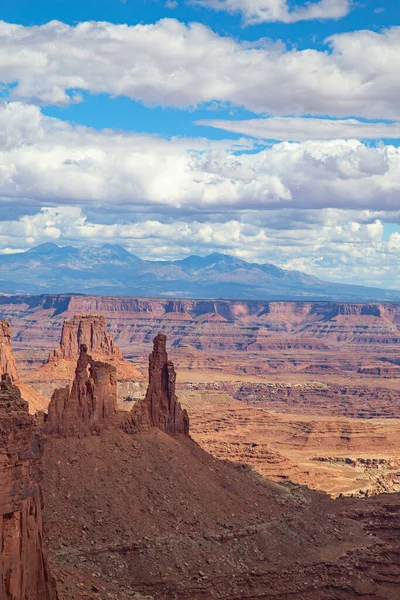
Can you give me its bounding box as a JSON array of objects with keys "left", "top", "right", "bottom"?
[{"left": 0, "top": 243, "right": 398, "bottom": 302}]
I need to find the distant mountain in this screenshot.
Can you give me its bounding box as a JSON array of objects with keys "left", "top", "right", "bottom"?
[{"left": 1, "top": 243, "right": 399, "bottom": 302}]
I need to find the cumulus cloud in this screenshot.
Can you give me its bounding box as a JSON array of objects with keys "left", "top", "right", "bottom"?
[
  {"left": 197, "top": 116, "right": 400, "bottom": 141},
  {"left": 192, "top": 0, "right": 350, "bottom": 24},
  {"left": 1, "top": 101, "right": 400, "bottom": 288},
  {"left": 2, "top": 102, "right": 400, "bottom": 220},
  {"left": 1, "top": 20, "right": 400, "bottom": 119}
]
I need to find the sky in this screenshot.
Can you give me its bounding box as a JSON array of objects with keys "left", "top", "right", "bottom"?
[{"left": 1, "top": 0, "right": 400, "bottom": 289}]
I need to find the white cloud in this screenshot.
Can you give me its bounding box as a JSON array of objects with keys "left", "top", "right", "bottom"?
[
  {"left": 197, "top": 116, "right": 400, "bottom": 141},
  {"left": 1, "top": 102, "right": 400, "bottom": 219},
  {"left": 1, "top": 101, "right": 400, "bottom": 288},
  {"left": 1, "top": 20, "right": 400, "bottom": 119},
  {"left": 193, "top": 0, "right": 350, "bottom": 24}
]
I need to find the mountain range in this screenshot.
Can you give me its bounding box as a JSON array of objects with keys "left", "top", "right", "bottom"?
[{"left": 1, "top": 242, "right": 399, "bottom": 302}]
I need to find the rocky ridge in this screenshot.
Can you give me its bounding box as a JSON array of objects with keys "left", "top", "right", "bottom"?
[
  {"left": 0, "top": 373, "right": 56, "bottom": 599},
  {"left": 40, "top": 338, "right": 400, "bottom": 600}
]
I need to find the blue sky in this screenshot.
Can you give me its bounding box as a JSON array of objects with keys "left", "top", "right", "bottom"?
[{"left": 0, "top": 0, "right": 400, "bottom": 288}]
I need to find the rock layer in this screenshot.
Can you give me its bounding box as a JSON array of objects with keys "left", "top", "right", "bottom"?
[
  {"left": 47, "top": 345, "right": 117, "bottom": 437},
  {"left": 123, "top": 334, "right": 189, "bottom": 435},
  {"left": 0, "top": 321, "right": 18, "bottom": 381},
  {"left": 0, "top": 374, "right": 55, "bottom": 600}
]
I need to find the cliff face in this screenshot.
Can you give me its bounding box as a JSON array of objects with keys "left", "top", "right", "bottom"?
[
  {"left": 0, "top": 374, "right": 55, "bottom": 600},
  {"left": 50, "top": 315, "right": 123, "bottom": 361},
  {"left": 0, "top": 321, "right": 49, "bottom": 414},
  {"left": 0, "top": 321, "right": 18, "bottom": 381},
  {"left": 124, "top": 334, "right": 189, "bottom": 435},
  {"left": 47, "top": 345, "right": 118, "bottom": 437},
  {"left": 3, "top": 296, "right": 400, "bottom": 357}
]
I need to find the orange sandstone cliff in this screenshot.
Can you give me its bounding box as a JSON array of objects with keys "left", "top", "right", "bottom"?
[
  {"left": 0, "top": 374, "right": 56, "bottom": 599},
  {"left": 51, "top": 314, "right": 123, "bottom": 361},
  {"left": 0, "top": 320, "right": 49, "bottom": 413}
]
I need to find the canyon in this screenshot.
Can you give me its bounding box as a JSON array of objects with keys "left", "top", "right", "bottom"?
[
  {"left": 1, "top": 308, "right": 400, "bottom": 597},
  {"left": 1, "top": 294, "right": 400, "bottom": 597},
  {"left": 1, "top": 294, "right": 400, "bottom": 497}
]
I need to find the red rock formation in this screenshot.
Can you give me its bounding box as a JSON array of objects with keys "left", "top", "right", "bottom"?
[
  {"left": 0, "top": 373, "right": 56, "bottom": 599},
  {"left": 0, "top": 321, "right": 49, "bottom": 414},
  {"left": 51, "top": 315, "right": 123, "bottom": 361},
  {"left": 47, "top": 345, "right": 118, "bottom": 436},
  {"left": 0, "top": 321, "right": 18, "bottom": 381},
  {"left": 124, "top": 334, "right": 189, "bottom": 435},
  {"left": 25, "top": 315, "right": 142, "bottom": 392}
]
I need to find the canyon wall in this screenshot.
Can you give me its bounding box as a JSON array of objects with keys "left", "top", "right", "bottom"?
[
  {"left": 0, "top": 321, "right": 49, "bottom": 413},
  {"left": 0, "top": 321, "right": 18, "bottom": 381},
  {"left": 1, "top": 295, "right": 400, "bottom": 356},
  {"left": 0, "top": 374, "right": 55, "bottom": 599}
]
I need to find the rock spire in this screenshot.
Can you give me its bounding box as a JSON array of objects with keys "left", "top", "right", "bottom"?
[
  {"left": 124, "top": 334, "right": 189, "bottom": 435},
  {"left": 47, "top": 345, "right": 118, "bottom": 436}
]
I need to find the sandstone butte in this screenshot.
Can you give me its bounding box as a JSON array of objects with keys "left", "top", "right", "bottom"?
[
  {"left": 28, "top": 314, "right": 143, "bottom": 384},
  {"left": 0, "top": 373, "right": 56, "bottom": 599},
  {"left": 46, "top": 344, "right": 119, "bottom": 437}
]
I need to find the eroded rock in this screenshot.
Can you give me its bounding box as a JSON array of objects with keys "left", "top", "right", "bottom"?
[
  {"left": 0, "top": 373, "right": 56, "bottom": 599},
  {"left": 123, "top": 334, "right": 189, "bottom": 435},
  {"left": 51, "top": 314, "right": 123, "bottom": 361},
  {"left": 0, "top": 321, "right": 18, "bottom": 381},
  {"left": 47, "top": 345, "right": 118, "bottom": 436}
]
